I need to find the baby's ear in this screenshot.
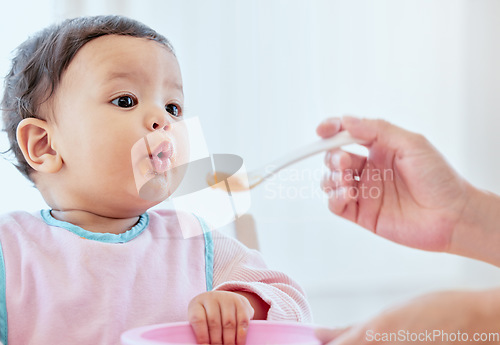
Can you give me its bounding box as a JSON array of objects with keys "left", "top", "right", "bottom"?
[{"left": 16, "top": 118, "right": 62, "bottom": 174}]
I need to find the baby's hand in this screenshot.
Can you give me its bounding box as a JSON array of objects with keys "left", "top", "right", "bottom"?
[{"left": 188, "top": 291, "right": 255, "bottom": 345}]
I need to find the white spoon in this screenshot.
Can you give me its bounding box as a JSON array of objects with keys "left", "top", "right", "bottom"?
[{"left": 207, "top": 130, "right": 364, "bottom": 191}]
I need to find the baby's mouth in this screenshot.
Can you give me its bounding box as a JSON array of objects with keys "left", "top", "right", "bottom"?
[{"left": 149, "top": 140, "right": 174, "bottom": 174}]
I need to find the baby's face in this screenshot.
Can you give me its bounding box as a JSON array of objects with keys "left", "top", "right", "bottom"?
[{"left": 49, "top": 35, "right": 188, "bottom": 217}]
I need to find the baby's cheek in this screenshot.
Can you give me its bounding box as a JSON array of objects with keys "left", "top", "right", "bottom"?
[
  {"left": 169, "top": 142, "right": 189, "bottom": 188},
  {"left": 171, "top": 123, "right": 190, "bottom": 167},
  {"left": 173, "top": 143, "right": 190, "bottom": 167}
]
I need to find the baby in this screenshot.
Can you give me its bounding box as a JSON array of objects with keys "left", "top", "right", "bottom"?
[{"left": 0, "top": 15, "right": 311, "bottom": 345}]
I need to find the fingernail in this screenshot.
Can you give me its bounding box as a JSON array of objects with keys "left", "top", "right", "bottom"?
[
  {"left": 330, "top": 171, "right": 342, "bottom": 184},
  {"left": 324, "top": 151, "right": 332, "bottom": 165}
]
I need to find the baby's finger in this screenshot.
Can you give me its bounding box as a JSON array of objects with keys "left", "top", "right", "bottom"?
[
  {"left": 235, "top": 303, "right": 253, "bottom": 345},
  {"left": 204, "top": 301, "right": 223, "bottom": 345},
  {"left": 220, "top": 302, "right": 237, "bottom": 345},
  {"left": 188, "top": 303, "right": 210, "bottom": 345}
]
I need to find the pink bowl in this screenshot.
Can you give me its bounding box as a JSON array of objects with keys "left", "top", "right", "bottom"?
[{"left": 121, "top": 321, "right": 320, "bottom": 345}]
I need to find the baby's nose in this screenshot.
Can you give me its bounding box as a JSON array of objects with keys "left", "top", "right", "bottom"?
[
  {"left": 152, "top": 121, "right": 170, "bottom": 131},
  {"left": 150, "top": 112, "right": 173, "bottom": 131}
]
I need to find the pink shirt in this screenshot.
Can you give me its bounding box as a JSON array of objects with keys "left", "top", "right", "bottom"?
[{"left": 0, "top": 209, "right": 311, "bottom": 345}]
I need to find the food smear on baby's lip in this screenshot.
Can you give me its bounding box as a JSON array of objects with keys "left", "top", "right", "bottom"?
[{"left": 207, "top": 171, "right": 250, "bottom": 192}]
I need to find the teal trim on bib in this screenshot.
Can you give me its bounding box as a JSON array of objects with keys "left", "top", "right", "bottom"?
[
  {"left": 194, "top": 215, "right": 214, "bottom": 291},
  {"left": 0, "top": 242, "right": 8, "bottom": 345},
  {"left": 40, "top": 210, "right": 149, "bottom": 243}
]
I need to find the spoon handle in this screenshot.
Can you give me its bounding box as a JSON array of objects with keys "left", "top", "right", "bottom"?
[{"left": 256, "top": 131, "right": 364, "bottom": 181}]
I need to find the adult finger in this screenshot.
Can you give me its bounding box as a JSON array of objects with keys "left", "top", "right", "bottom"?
[
  {"left": 341, "top": 116, "right": 428, "bottom": 153},
  {"left": 326, "top": 186, "right": 358, "bottom": 219},
  {"left": 322, "top": 152, "right": 367, "bottom": 192},
  {"left": 316, "top": 117, "right": 342, "bottom": 138},
  {"left": 325, "top": 149, "right": 367, "bottom": 176}
]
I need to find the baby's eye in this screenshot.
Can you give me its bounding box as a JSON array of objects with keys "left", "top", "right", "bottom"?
[
  {"left": 166, "top": 104, "right": 181, "bottom": 117},
  {"left": 111, "top": 95, "right": 137, "bottom": 108}
]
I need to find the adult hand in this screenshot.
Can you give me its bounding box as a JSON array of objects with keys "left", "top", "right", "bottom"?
[
  {"left": 318, "top": 116, "right": 472, "bottom": 252},
  {"left": 315, "top": 289, "right": 500, "bottom": 345}
]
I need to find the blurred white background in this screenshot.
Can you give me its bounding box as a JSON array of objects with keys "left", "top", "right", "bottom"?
[{"left": 2, "top": 0, "right": 500, "bottom": 327}]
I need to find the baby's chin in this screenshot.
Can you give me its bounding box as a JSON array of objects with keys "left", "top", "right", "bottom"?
[
  {"left": 137, "top": 164, "right": 187, "bottom": 203},
  {"left": 138, "top": 175, "right": 173, "bottom": 203}
]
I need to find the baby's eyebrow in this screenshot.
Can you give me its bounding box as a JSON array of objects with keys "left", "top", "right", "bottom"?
[
  {"left": 107, "top": 70, "right": 135, "bottom": 78},
  {"left": 103, "top": 71, "right": 139, "bottom": 83},
  {"left": 172, "top": 82, "right": 184, "bottom": 95},
  {"left": 103, "top": 71, "right": 183, "bottom": 94}
]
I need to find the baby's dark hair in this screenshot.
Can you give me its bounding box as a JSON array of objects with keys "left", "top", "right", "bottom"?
[{"left": 1, "top": 15, "right": 174, "bottom": 182}]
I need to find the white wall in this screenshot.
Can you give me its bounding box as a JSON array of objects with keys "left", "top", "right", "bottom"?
[{"left": 2, "top": 0, "right": 500, "bottom": 327}]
